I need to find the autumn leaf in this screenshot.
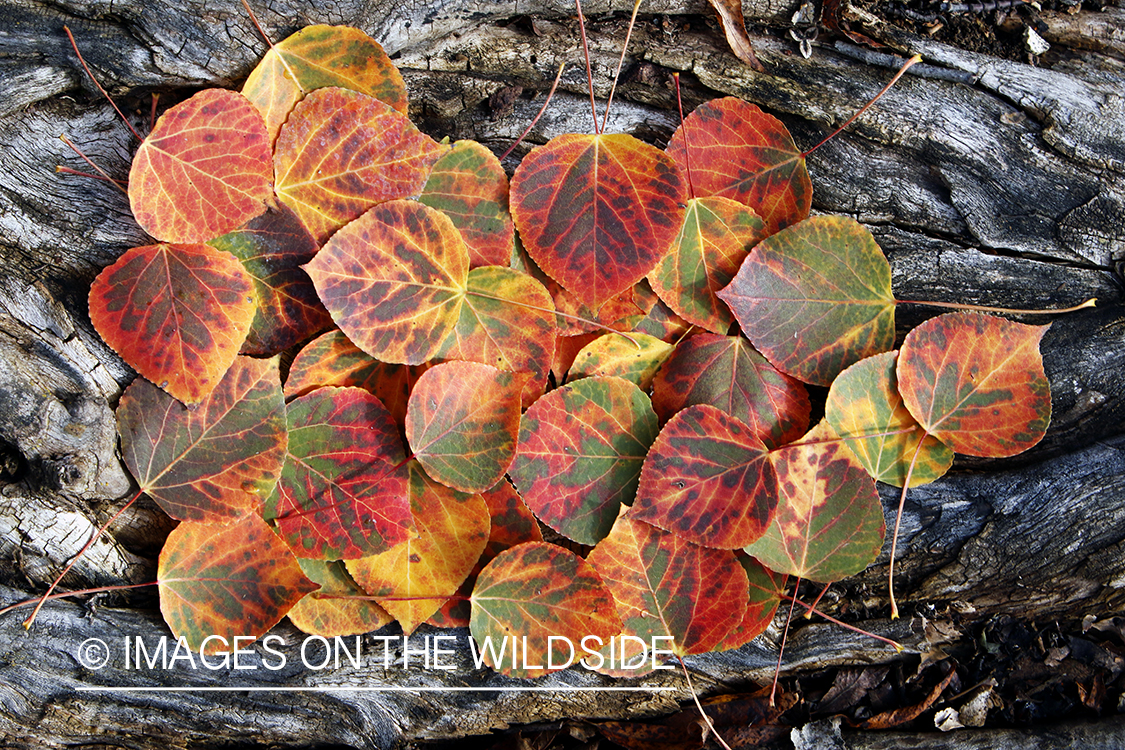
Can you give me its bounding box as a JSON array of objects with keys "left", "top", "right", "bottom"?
[
  {"left": 510, "top": 133, "right": 687, "bottom": 307},
  {"left": 130, "top": 89, "right": 273, "bottom": 244},
  {"left": 826, "top": 351, "right": 953, "bottom": 487},
  {"left": 89, "top": 243, "right": 256, "bottom": 405},
  {"left": 705, "top": 0, "right": 764, "bottom": 70},
  {"left": 288, "top": 559, "right": 394, "bottom": 638},
  {"left": 116, "top": 356, "right": 287, "bottom": 523},
  {"left": 509, "top": 376, "right": 659, "bottom": 545},
  {"left": 268, "top": 387, "right": 411, "bottom": 559},
  {"left": 666, "top": 97, "right": 810, "bottom": 236},
  {"left": 158, "top": 512, "right": 316, "bottom": 653},
  {"left": 347, "top": 460, "right": 490, "bottom": 634},
  {"left": 744, "top": 421, "right": 885, "bottom": 582},
  {"left": 568, "top": 332, "right": 674, "bottom": 392},
  {"left": 209, "top": 205, "right": 332, "bottom": 357},
  {"left": 405, "top": 361, "right": 526, "bottom": 493},
  {"left": 717, "top": 555, "right": 784, "bottom": 651},
  {"left": 242, "top": 24, "right": 407, "bottom": 145},
  {"left": 897, "top": 312, "right": 1051, "bottom": 457},
  {"left": 469, "top": 542, "right": 622, "bottom": 678},
  {"left": 632, "top": 404, "right": 778, "bottom": 549},
  {"left": 718, "top": 215, "right": 896, "bottom": 386},
  {"left": 274, "top": 87, "right": 445, "bottom": 243}
]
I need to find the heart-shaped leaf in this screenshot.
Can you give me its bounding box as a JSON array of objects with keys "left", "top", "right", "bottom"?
[
  {"left": 633, "top": 404, "right": 778, "bottom": 549},
  {"left": 568, "top": 333, "right": 675, "bottom": 392},
  {"left": 90, "top": 243, "right": 257, "bottom": 405},
  {"left": 288, "top": 559, "right": 394, "bottom": 638},
  {"left": 130, "top": 89, "right": 273, "bottom": 243},
  {"left": 897, "top": 312, "right": 1051, "bottom": 457},
  {"left": 510, "top": 133, "right": 687, "bottom": 307},
  {"left": 158, "top": 513, "right": 316, "bottom": 653},
  {"left": 117, "top": 355, "right": 287, "bottom": 523},
  {"left": 718, "top": 215, "right": 896, "bottom": 386}
]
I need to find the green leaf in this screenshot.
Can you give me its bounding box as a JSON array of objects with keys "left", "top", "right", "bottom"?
[{"left": 568, "top": 333, "right": 674, "bottom": 392}]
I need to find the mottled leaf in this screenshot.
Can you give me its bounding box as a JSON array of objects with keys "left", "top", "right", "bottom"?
[
  {"left": 420, "top": 140, "right": 514, "bottom": 267},
  {"left": 210, "top": 205, "right": 332, "bottom": 356},
  {"left": 632, "top": 297, "right": 693, "bottom": 343},
  {"left": 826, "top": 351, "right": 953, "bottom": 487},
  {"left": 274, "top": 88, "right": 445, "bottom": 243},
  {"left": 744, "top": 421, "right": 885, "bottom": 582},
  {"left": 304, "top": 199, "right": 468, "bottom": 365},
  {"left": 633, "top": 404, "right": 778, "bottom": 549},
  {"left": 717, "top": 555, "right": 784, "bottom": 650},
  {"left": 347, "top": 461, "right": 490, "bottom": 634},
  {"left": 469, "top": 542, "right": 622, "bottom": 678},
  {"left": 158, "top": 513, "right": 316, "bottom": 653},
  {"left": 242, "top": 24, "right": 407, "bottom": 145},
  {"left": 510, "top": 133, "right": 687, "bottom": 307},
  {"left": 267, "top": 387, "right": 411, "bottom": 559},
  {"left": 649, "top": 196, "right": 767, "bottom": 333},
  {"left": 509, "top": 376, "right": 659, "bottom": 545},
  {"left": 650, "top": 333, "right": 810, "bottom": 449},
  {"left": 897, "top": 312, "right": 1051, "bottom": 457},
  {"left": 406, "top": 361, "right": 525, "bottom": 493},
  {"left": 130, "top": 89, "right": 272, "bottom": 243},
  {"left": 718, "top": 215, "right": 895, "bottom": 386},
  {"left": 568, "top": 333, "right": 674, "bottom": 392},
  {"left": 89, "top": 243, "right": 256, "bottom": 405},
  {"left": 666, "top": 97, "right": 810, "bottom": 236},
  {"left": 288, "top": 559, "right": 394, "bottom": 637},
  {"left": 588, "top": 514, "right": 749, "bottom": 671},
  {"left": 117, "top": 356, "right": 286, "bottom": 523}
]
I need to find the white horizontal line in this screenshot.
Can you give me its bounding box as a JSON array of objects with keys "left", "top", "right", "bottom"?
[{"left": 75, "top": 686, "right": 677, "bottom": 693}]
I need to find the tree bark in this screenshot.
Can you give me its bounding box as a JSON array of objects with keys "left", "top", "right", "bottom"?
[{"left": 0, "top": 0, "right": 1123, "bottom": 746}]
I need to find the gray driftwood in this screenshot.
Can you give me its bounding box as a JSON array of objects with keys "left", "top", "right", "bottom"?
[{"left": 0, "top": 0, "right": 1123, "bottom": 747}]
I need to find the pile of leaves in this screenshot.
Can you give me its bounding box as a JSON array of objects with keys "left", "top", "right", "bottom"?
[{"left": 78, "top": 21, "right": 1052, "bottom": 677}]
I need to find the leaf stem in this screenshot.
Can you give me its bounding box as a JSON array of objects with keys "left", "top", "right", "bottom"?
[
  {"left": 673, "top": 73, "right": 697, "bottom": 201},
  {"left": 780, "top": 592, "right": 903, "bottom": 651},
  {"left": 58, "top": 134, "right": 128, "bottom": 194},
  {"left": 770, "top": 575, "right": 800, "bottom": 707},
  {"left": 464, "top": 287, "right": 643, "bottom": 349},
  {"left": 22, "top": 489, "right": 144, "bottom": 628},
  {"left": 2, "top": 580, "right": 157, "bottom": 620},
  {"left": 600, "top": 0, "right": 643, "bottom": 134},
  {"left": 64, "top": 26, "right": 143, "bottom": 143},
  {"left": 240, "top": 0, "right": 276, "bottom": 48},
  {"left": 501, "top": 63, "right": 567, "bottom": 162},
  {"left": 802, "top": 54, "right": 921, "bottom": 158},
  {"left": 676, "top": 655, "right": 735, "bottom": 750},
  {"left": 889, "top": 433, "right": 927, "bottom": 619},
  {"left": 574, "top": 0, "right": 601, "bottom": 135},
  {"left": 895, "top": 297, "right": 1096, "bottom": 315}
]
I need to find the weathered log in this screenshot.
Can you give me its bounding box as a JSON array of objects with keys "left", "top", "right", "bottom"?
[{"left": 0, "top": 0, "right": 1122, "bottom": 745}]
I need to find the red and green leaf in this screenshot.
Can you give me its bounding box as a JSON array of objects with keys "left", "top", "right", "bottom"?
[
  {"left": 274, "top": 87, "right": 446, "bottom": 243},
  {"left": 587, "top": 515, "right": 749, "bottom": 671},
  {"left": 406, "top": 361, "right": 525, "bottom": 493},
  {"left": 209, "top": 205, "right": 332, "bottom": 357},
  {"left": 304, "top": 199, "right": 469, "bottom": 365},
  {"left": 568, "top": 332, "right": 675, "bottom": 392},
  {"left": 650, "top": 333, "right": 810, "bottom": 450},
  {"left": 130, "top": 89, "right": 273, "bottom": 243},
  {"left": 897, "top": 312, "right": 1051, "bottom": 457},
  {"left": 267, "top": 387, "right": 410, "bottom": 559},
  {"left": 826, "top": 351, "right": 953, "bottom": 487},
  {"left": 89, "top": 243, "right": 256, "bottom": 405},
  {"left": 717, "top": 555, "right": 783, "bottom": 650},
  {"left": 666, "top": 97, "right": 811, "bottom": 236},
  {"left": 420, "top": 140, "right": 514, "bottom": 267},
  {"left": 632, "top": 404, "right": 778, "bottom": 549},
  {"left": 347, "top": 460, "right": 490, "bottom": 634},
  {"left": 469, "top": 542, "right": 622, "bottom": 678},
  {"left": 117, "top": 356, "right": 287, "bottom": 523},
  {"left": 158, "top": 513, "right": 317, "bottom": 653},
  {"left": 744, "top": 421, "right": 885, "bottom": 582},
  {"left": 509, "top": 376, "right": 659, "bottom": 545},
  {"left": 649, "top": 196, "right": 767, "bottom": 333},
  {"left": 718, "top": 215, "right": 896, "bottom": 386},
  {"left": 288, "top": 558, "right": 394, "bottom": 637},
  {"left": 510, "top": 133, "right": 687, "bottom": 307},
  {"left": 242, "top": 24, "right": 407, "bottom": 145}
]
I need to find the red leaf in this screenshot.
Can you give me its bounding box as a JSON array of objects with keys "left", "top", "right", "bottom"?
[
  {"left": 117, "top": 356, "right": 287, "bottom": 523},
  {"left": 274, "top": 87, "right": 446, "bottom": 243},
  {"left": 129, "top": 89, "right": 273, "bottom": 243},
  {"left": 510, "top": 133, "right": 687, "bottom": 307},
  {"left": 158, "top": 513, "right": 316, "bottom": 653},
  {"left": 89, "top": 243, "right": 256, "bottom": 405},
  {"left": 632, "top": 404, "right": 778, "bottom": 549},
  {"left": 717, "top": 555, "right": 784, "bottom": 650},
  {"left": 666, "top": 97, "right": 810, "bottom": 236},
  {"left": 268, "top": 387, "right": 411, "bottom": 559},
  {"left": 897, "top": 312, "right": 1051, "bottom": 457}
]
